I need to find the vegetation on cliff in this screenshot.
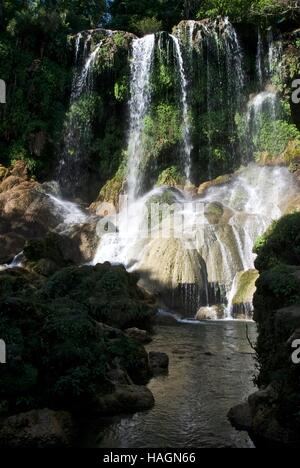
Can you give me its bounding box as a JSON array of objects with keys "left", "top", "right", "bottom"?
[
  {"left": 0, "top": 234, "right": 156, "bottom": 418},
  {"left": 250, "top": 213, "right": 300, "bottom": 444}
]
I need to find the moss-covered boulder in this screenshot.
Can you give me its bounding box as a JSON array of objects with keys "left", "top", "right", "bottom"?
[
  {"left": 229, "top": 213, "right": 300, "bottom": 447},
  {"left": 0, "top": 256, "right": 156, "bottom": 421},
  {"left": 156, "top": 166, "right": 185, "bottom": 189},
  {"left": 230, "top": 270, "right": 259, "bottom": 319}
]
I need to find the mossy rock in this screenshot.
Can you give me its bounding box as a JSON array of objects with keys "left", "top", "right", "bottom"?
[
  {"left": 232, "top": 270, "right": 259, "bottom": 305},
  {"left": 254, "top": 213, "right": 300, "bottom": 271},
  {"left": 198, "top": 174, "right": 233, "bottom": 196},
  {"left": 204, "top": 202, "right": 224, "bottom": 225},
  {"left": 156, "top": 166, "right": 185, "bottom": 189}
]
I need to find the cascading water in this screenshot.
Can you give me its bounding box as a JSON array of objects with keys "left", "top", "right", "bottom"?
[
  {"left": 57, "top": 32, "right": 103, "bottom": 198},
  {"left": 91, "top": 19, "right": 295, "bottom": 320},
  {"left": 127, "top": 35, "right": 155, "bottom": 201},
  {"left": 170, "top": 35, "right": 193, "bottom": 182},
  {"left": 256, "top": 28, "right": 264, "bottom": 88}
]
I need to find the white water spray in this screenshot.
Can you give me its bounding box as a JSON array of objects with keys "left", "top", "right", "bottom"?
[{"left": 127, "top": 35, "right": 155, "bottom": 202}]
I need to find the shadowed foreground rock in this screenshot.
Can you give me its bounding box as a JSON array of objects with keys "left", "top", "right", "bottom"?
[
  {"left": 229, "top": 213, "right": 300, "bottom": 447},
  {"left": 0, "top": 409, "right": 77, "bottom": 448}
]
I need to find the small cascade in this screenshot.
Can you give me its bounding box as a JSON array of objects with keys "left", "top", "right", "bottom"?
[
  {"left": 46, "top": 194, "right": 88, "bottom": 226},
  {"left": 172, "top": 18, "right": 246, "bottom": 178},
  {"left": 247, "top": 91, "right": 279, "bottom": 147},
  {"left": 170, "top": 35, "right": 193, "bottom": 182},
  {"left": 127, "top": 35, "right": 155, "bottom": 201},
  {"left": 267, "top": 29, "right": 283, "bottom": 78},
  {"left": 0, "top": 252, "right": 25, "bottom": 271},
  {"left": 256, "top": 28, "right": 264, "bottom": 88},
  {"left": 223, "top": 18, "right": 245, "bottom": 106}
]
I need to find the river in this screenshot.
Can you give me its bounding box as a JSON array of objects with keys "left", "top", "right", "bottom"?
[{"left": 85, "top": 321, "right": 257, "bottom": 448}]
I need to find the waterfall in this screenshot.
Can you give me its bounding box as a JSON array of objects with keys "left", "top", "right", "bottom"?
[
  {"left": 223, "top": 19, "right": 245, "bottom": 110},
  {"left": 57, "top": 32, "right": 102, "bottom": 197},
  {"left": 127, "top": 35, "right": 155, "bottom": 202},
  {"left": 267, "top": 30, "right": 283, "bottom": 78},
  {"left": 170, "top": 35, "right": 193, "bottom": 182},
  {"left": 247, "top": 91, "right": 278, "bottom": 146},
  {"left": 256, "top": 28, "right": 264, "bottom": 88},
  {"left": 91, "top": 19, "right": 294, "bottom": 320}
]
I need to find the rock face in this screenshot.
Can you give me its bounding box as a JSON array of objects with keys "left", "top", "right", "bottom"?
[
  {"left": 0, "top": 161, "right": 98, "bottom": 264},
  {"left": 137, "top": 237, "right": 208, "bottom": 315},
  {"left": 0, "top": 409, "right": 77, "bottom": 448},
  {"left": 229, "top": 213, "right": 300, "bottom": 447},
  {"left": 0, "top": 162, "right": 62, "bottom": 263},
  {"left": 229, "top": 270, "right": 259, "bottom": 319}
]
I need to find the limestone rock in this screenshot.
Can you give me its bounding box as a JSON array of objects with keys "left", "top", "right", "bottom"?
[
  {"left": 137, "top": 237, "right": 208, "bottom": 314},
  {"left": 196, "top": 305, "right": 224, "bottom": 321}
]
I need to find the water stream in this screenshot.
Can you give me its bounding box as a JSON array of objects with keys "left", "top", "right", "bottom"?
[{"left": 83, "top": 321, "right": 257, "bottom": 448}]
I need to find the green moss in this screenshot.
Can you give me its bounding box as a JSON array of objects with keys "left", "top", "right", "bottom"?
[
  {"left": 0, "top": 253, "right": 155, "bottom": 415},
  {"left": 98, "top": 160, "right": 126, "bottom": 206},
  {"left": 254, "top": 119, "right": 300, "bottom": 163},
  {"left": 254, "top": 213, "right": 300, "bottom": 271},
  {"left": 156, "top": 166, "right": 185, "bottom": 188},
  {"left": 232, "top": 270, "right": 259, "bottom": 305}
]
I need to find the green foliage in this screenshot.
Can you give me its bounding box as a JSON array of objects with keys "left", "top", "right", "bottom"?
[
  {"left": 114, "top": 78, "right": 129, "bottom": 102},
  {"left": 99, "top": 160, "right": 126, "bottom": 206},
  {"left": 0, "top": 247, "right": 154, "bottom": 414},
  {"left": 254, "top": 213, "right": 300, "bottom": 271},
  {"left": 144, "top": 103, "right": 182, "bottom": 159},
  {"left": 256, "top": 119, "right": 300, "bottom": 157},
  {"left": 197, "top": 0, "right": 289, "bottom": 21},
  {"left": 156, "top": 166, "right": 185, "bottom": 187},
  {"left": 130, "top": 16, "right": 163, "bottom": 36},
  {"left": 109, "top": 0, "right": 185, "bottom": 34}
]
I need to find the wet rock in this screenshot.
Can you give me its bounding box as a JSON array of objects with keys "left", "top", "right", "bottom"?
[
  {"left": 0, "top": 161, "right": 63, "bottom": 263},
  {"left": 125, "top": 328, "right": 152, "bottom": 344},
  {"left": 230, "top": 269, "right": 259, "bottom": 319},
  {"left": 94, "top": 385, "right": 155, "bottom": 415},
  {"left": 0, "top": 409, "right": 77, "bottom": 448},
  {"left": 138, "top": 237, "right": 208, "bottom": 315},
  {"left": 198, "top": 174, "right": 233, "bottom": 197},
  {"left": 196, "top": 305, "right": 224, "bottom": 320},
  {"left": 149, "top": 351, "right": 169, "bottom": 375},
  {"left": 228, "top": 402, "right": 252, "bottom": 432},
  {"left": 154, "top": 311, "right": 179, "bottom": 326}
]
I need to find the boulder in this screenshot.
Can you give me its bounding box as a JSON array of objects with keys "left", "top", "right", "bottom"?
[
  {"left": 198, "top": 174, "right": 233, "bottom": 197},
  {"left": 0, "top": 409, "right": 77, "bottom": 448},
  {"left": 0, "top": 162, "right": 63, "bottom": 263},
  {"left": 94, "top": 385, "right": 155, "bottom": 415},
  {"left": 227, "top": 402, "right": 252, "bottom": 432},
  {"left": 196, "top": 305, "right": 224, "bottom": 321},
  {"left": 125, "top": 328, "right": 152, "bottom": 344},
  {"left": 149, "top": 351, "right": 169, "bottom": 375},
  {"left": 138, "top": 237, "right": 208, "bottom": 315},
  {"left": 229, "top": 270, "right": 259, "bottom": 319},
  {"left": 154, "top": 310, "right": 179, "bottom": 326}
]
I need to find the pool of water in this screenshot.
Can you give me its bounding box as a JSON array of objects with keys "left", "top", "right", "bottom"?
[{"left": 87, "top": 321, "right": 257, "bottom": 448}]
